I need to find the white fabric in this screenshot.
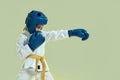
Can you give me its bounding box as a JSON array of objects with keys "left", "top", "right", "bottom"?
[
  {"left": 18, "top": 68, "right": 54, "bottom": 80},
  {"left": 17, "top": 30, "right": 69, "bottom": 72}
]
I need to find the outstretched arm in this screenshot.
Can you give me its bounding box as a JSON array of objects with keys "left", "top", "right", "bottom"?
[
  {"left": 44, "top": 30, "right": 69, "bottom": 41},
  {"left": 44, "top": 29, "right": 89, "bottom": 41}
]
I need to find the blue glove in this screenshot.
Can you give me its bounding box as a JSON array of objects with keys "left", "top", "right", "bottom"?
[
  {"left": 28, "top": 31, "right": 45, "bottom": 51},
  {"left": 68, "top": 29, "right": 89, "bottom": 41}
]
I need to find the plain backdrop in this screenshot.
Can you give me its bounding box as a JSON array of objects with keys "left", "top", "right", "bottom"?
[{"left": 0, "top": 0, "right": 120, "bottom": 80}]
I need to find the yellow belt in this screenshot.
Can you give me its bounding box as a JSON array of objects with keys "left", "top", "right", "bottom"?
[{"left": 27, "top": 54, "right": 46, "bottom": 80}]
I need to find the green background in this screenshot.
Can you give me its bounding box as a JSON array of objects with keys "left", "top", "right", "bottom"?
[{"left": 0, "top": 0, "right": 120, "bottom": 80}]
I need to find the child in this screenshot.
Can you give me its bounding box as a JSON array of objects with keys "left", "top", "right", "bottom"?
[{"left": 17, "top": 10, "right": 89, "bottom": 80}]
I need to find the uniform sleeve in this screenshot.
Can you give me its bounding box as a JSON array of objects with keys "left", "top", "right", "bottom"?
[
  {"left": 16, "top": 34, "right": 32, "bottom": 59},
  {"left": 44, "top": 30, "right": 69, "bottom": 41}
]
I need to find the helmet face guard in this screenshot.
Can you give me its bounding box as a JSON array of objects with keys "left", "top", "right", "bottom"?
[{"left": 25, "top": 10, "right": 48, "bottom": 33}]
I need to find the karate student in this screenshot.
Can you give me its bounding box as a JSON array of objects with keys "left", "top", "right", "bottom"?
[{"left": 17, "top": 10, "right": 89, "bottom": 80}]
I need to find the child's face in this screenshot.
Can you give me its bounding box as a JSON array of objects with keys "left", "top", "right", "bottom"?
[{"left": 36, "top": 24, "right": 44, "bottom": 31}]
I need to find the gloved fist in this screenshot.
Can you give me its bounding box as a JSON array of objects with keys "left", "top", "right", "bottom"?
[
  {"left": 68, "top": 29, "right": 89, "bottom": 41},
  {"left": 28, "top": 31, "right": 45, "bottom": 51}
]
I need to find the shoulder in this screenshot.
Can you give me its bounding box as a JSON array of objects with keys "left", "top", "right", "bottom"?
[
  {"left": 18, "top": 31, "right": 31, "bottom": 40},
  {"left": 23, "top": 31, "right": 31, "bottom": 38}
]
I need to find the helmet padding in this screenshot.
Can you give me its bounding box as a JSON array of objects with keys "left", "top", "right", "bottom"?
[{"left": 25, "top": 10, "right": 48, "bottom": 33}]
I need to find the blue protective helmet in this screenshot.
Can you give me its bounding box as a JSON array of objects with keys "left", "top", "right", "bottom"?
[{"left": 25, "top": 10, "right": 48, "bottom": 33}]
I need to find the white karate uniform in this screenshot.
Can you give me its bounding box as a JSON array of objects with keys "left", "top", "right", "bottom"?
[{"left": 17, "top": 30, "right": 69, "bottom": 80}]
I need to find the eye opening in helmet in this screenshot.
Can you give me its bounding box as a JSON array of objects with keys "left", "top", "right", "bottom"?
[{"left": 37, "top": 13, "right": 41, "bottom": 16}]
